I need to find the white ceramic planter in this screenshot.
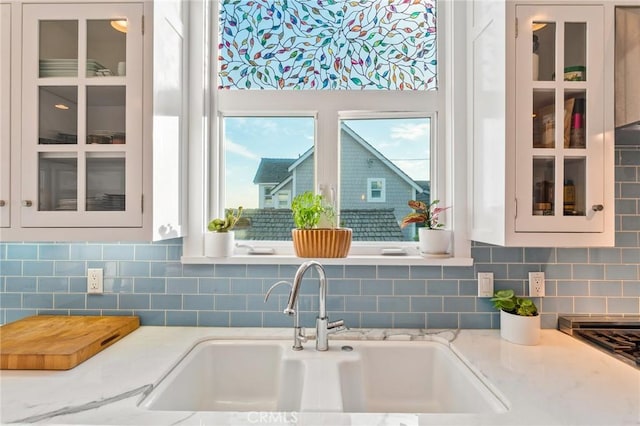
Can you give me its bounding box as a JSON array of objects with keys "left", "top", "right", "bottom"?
[
  {"left": 499, "top": 310, "right": 541, "bottom": 346},
  {"left": 418, "top": 228, "right": 452, "bottom": 255},
  {"left": 204, "top": 231, "right": 235, "bottom": 257}
]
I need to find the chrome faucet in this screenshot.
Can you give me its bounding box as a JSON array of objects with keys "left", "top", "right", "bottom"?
[
  {"left": 265, "top": 281, "right": 307, "bottom": 350},
  {"left": 284, "top": 260, "right": 346, "bottom": 351}
]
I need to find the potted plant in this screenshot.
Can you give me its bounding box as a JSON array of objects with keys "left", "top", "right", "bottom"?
[
  {"left": 491, "top": 289, "right": 541, "bottom": 345},
  {"left": 290, "top": 191, "right": 352, "bottom": 258},
  {"left": 205, "top": 206, "right": 243, "bottom": 257},
  {"left": 400, "top": 199, "right": 451, "bottom": 255}
]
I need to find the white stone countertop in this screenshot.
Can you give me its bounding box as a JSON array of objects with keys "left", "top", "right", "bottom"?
[{"left": 1, "top": 327, "right": 638, "bottom": 425}]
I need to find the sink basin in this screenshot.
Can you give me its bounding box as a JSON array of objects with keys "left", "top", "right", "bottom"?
[
  {"left": 339, "top": 341, "right": 505, "bottom": 413},
  {"left": 141, "top": 340, "right": 304, "bottom": 411},
  {"left": 140, "top": 339, "right": 506, "bottom": 414}
]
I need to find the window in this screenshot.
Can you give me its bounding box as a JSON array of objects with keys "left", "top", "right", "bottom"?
[
  {"left": 367, "top": 179, "right": 386, "bottom": 202},
  {"left": 195, "top": 0, "right": 471, "bottom": 260},
  {"left": 217, "top": 0, "right": 437, "bottom": 90}
]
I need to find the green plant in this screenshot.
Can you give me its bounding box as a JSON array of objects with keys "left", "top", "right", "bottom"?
[
  {"left": 291, "top": 191, "right": 335, "bottom": 229},
  {"left": 400, "top": 199, "right": 450, "bottom": 230},
  {"left": 208, "top": 206, "right": 243, "bottom": 232},
  {"left": 491, "top": 289, "right": 538, "bottom": 316}
]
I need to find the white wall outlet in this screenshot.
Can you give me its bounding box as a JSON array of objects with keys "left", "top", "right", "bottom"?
[
  {"left": 528, "top": 272, "right": 545, "bottom": 297},
  {"left": 87, "top": 268, "right": 103, "bottom": 294},
  {"left": 477, "top": 272, "right": 494, "bottom": 297}
]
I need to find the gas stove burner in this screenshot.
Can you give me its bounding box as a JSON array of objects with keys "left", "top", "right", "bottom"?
[
  {"left": 559, "top": 316, "right": 640, "bottom": 369},
  {"left": 574, "top": 329, "right": 640, "bottom": 367}
]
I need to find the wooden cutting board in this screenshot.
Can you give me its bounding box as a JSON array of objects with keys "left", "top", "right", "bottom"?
[{"left": 0, "top": 315, "right": 139, "bottom": 370}]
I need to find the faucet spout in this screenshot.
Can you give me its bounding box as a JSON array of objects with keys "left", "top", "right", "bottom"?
[
  {"left": 266, "top": 280, "right": 306, "bottom": 350},
  {"left": 285, "top": 260, "right": 344, "bottom": 351},
  {"left": 286, "top": 260, "right": 328, "bottom": 317}
]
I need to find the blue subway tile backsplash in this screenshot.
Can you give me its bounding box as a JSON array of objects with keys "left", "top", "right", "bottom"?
[{"left": 1, "top": 148, "right": 639, "bottom": 328}]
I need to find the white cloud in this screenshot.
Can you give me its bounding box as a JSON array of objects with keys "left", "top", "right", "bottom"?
[
  {"left": 390, "top": 122, "right": 431, "bottom": 141},
  {"left": 226, "top": 138, "right": 259, "bottom": 159}
]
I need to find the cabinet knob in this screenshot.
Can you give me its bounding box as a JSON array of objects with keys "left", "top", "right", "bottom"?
[
  {"left": 0, "top": 200, "right": 5, "bottom": 207},
  {"left": 22, "top": 200, "right": 33, "bottom": 207},
  {"left": 592, "top": 204, "right": 604, "bottom": 212}
]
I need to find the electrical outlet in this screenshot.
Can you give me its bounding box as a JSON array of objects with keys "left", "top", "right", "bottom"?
[
  {"left": 87, "top": 268, "right": 103, "bottom": 294},
  {"left": 477, "top": 272, "right": 494, "bottom": 297},
  {"left": 528, "top": 272, "right": 545, "bottom": 297}
]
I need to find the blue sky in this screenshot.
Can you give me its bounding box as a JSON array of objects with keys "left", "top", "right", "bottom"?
[{"left": 224, "top": 117, "right": 430, "bottom": 208}]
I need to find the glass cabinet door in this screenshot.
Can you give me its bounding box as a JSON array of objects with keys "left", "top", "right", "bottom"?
[
  {"left": 515, "top": 5, "right": 604, "bottom": 233},
  {"left": 21, "top": 3, "right": 143, "bottom": 227}
]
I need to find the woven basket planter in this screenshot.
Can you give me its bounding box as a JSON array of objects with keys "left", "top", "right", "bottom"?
[{"left": 291, "top": 228, "right": 352, "bottom": 258}]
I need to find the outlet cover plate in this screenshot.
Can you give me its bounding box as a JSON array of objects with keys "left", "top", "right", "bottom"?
[
  {"left": 87, "top": 268, "right": 103, "bottom": 294},
  {"left": 528, "top": 272, "right": 545, "bottom": 297},
  {"left": 477, "top": 272, "right": 494, "bottom": 297}
]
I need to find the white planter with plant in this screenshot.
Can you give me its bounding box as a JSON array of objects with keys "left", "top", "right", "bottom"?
[
  {"left": 491, "top": 289, "right": 541, "bottom": 346},
  {"left": 401, "top": 199, "right": 451, "bottom": 255},
  {"left": 291, "top": 191, "right": 352, "bottom": 258},
  {"left": 205, "top": 207, "right": 243, "bottom": 258}
]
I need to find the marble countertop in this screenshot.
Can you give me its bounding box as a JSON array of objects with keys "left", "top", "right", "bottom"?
[{"left": 1, "top": 327, "right": 638, "bottom": 425}]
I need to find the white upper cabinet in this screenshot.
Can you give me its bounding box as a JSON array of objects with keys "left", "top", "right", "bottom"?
[
  {"left": 21, "top": 3, "right": 143, "bottom": 228},
  {"left": 470, "top": 1, "right": 615, "bottom": 247},
  {"left": 2, "top": 0, "right": 188, "bottom": 241},
  {"left": 1, "top": 3, "right": 10, "bottom": 228}
]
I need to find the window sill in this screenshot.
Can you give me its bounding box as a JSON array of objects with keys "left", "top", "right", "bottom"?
[{"left": 181, "top": 254, "right": 473, "bottom": 266}]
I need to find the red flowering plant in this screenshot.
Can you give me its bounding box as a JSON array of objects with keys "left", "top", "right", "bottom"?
[{"left": 400, "top": 200, "right": 450, "bottom": 230}]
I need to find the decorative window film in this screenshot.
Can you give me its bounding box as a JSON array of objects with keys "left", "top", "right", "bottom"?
[{"left": 218, "top": 0, "right": 437, "bottom": 90}]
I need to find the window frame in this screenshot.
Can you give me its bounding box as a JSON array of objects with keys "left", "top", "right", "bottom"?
[
  {"left": 182, "top": 0, "right": 471, "bottom": 265},
  {"left": 367, "top": 178, "right": 386, "bottom": 203}
]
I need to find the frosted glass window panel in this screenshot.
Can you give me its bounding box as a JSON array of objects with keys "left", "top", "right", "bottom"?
[
  {"left": 563, "top": 157, "right": 586, "bottom": 216},
  {"left": 39, "top": 154, "right": 77, "bottom": 211},
  {"left": 565, "top": 90, "right": 586, "bottom": 149},
  {"left": 39, "top": 86, "right": 78, "bottom": 145},
  {"left": 532, "top": 157, "right": 555, "bottom": 216},
  {"left": 86, "top": 155, "right": 126, "bottom": 211},
  {"left": 533, "top": 90, "right": 555, "bottom": 148},
  {"left": 39, "top": 20, "right": 78, "bottom": 77},
  {"left": 218, "top": 0, "right": 437, "bottom": 90},
  {"left": 86, "top": 86, "right": 126, "bottom": 145},
  {"left": 87, "top": 19, "right": 127, "bottom": 77},
  {"left": 564, "top": 22, "right": 586, "bottom": 81},
  {"left": 532, "top": 22, "right": 555, "bottom": 82}
]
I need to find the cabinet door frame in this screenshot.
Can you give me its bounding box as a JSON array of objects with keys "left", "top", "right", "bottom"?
[
  {"left": 1, "top": 3, "right": 10, "bottom": 228},
  {"left": 20, "top": 2, "right": 143, "bottom": 228},
  {"left": 514, "top": 5, "right": 605, "bottom": 233}
]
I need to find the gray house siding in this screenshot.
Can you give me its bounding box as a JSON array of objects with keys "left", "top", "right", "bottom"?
[
  {"left": 340, "top": 130, "right": 417, "bottom": 240},
  {"left": 293, "top": 154, "right": 314, "bottom": 196}
]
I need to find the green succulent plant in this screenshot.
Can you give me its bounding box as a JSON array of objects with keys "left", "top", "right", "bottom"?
[
  {"left": 208, "top": 206, "right": 243, "bottom": 233},
  {"left": 491, "top": 289, "right": 538, "bottom": 316}
]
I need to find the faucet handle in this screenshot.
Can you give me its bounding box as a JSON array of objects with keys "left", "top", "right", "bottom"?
[
  {"left": 264, "top": 280, "right": 292, "bottom": 303},
  {"left": 328, "top": 319, "right": 347, "bottom": 333},
  {"left": 292, "top": 326, "right": 307, "bottom": 351}
]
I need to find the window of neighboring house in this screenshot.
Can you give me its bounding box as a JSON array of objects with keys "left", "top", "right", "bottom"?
[
  {"left": 276, "top": 190, "right": 291, "bottom": 208},
  {"left": 258, "top": 185, "right": 273, "bottom": 209},
  {"left": 209, "top": 0, "right": 453, "bottom": 251},
  {"left": 367, "top": 178, "right": 386, "bottom": 203}
]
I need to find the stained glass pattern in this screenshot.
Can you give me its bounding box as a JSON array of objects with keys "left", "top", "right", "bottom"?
[{"left": 218, "top": 0, "right": 437, "bottom": 90}]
